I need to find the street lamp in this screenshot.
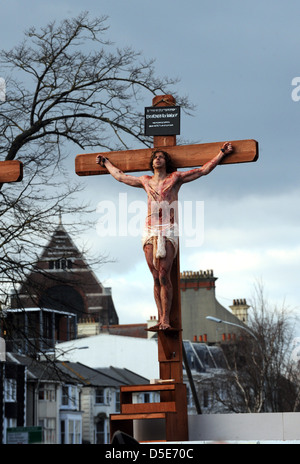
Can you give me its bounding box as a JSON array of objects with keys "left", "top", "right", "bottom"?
[{"left": 206, "top": 316, "right": 258, "bottom": 341}]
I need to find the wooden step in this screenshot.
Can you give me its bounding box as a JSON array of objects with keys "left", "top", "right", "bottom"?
[
  {"left": 122, "top": 401, "right": 176, "bottom": 414},
  {"left": 110, "top": 412, "right": 166, "bottom": 422},
  {"left": 110, "top": 382, "right": 188, "bottom": 442},
  {"left": 120, "top": 383, "right": 176, "bottom": 393}
]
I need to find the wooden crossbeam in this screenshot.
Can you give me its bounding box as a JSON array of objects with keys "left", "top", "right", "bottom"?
[
  {"left": 0, "top": 160, "right": 23, "bottom": 183},
  {"left": 75, "top": 139, "right": 258, "bottom": 177}
]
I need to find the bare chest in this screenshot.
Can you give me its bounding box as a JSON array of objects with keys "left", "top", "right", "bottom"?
[{"left": 143, "top": 174, "right": 179, "bottom": 202}]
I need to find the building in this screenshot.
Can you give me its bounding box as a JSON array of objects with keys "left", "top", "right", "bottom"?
[
  {"left": 6, "top": 352, "right": 83, "bottom": 444},
  {"left": 180, "top": 270, "right": 249, "bottom": 343},
  {"left": 183, "top": 339, "right": 231, "bottom": 414},
  {"left": 0, "top": 355, "right": 26, "bottom": 444},
  {"left": 58, "top": 363, "right": 148, "bottom": 444},
  {"left": 1, "top": 351, "right": 148, "bottom": 444},
  {"left": 4, "top": 219, "right": 118, "bottom": 354}
]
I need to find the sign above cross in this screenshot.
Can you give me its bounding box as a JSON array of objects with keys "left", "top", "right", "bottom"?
[
  {"left": 75, "top": 92, "right": 258, "bottom": 176},
  {"left": 0, "top": 160, "right": 23, "bottom": 183}
]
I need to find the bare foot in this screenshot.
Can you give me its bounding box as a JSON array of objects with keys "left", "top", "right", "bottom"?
[
  {"left": 150, "top": 323, "right": 161, "bottom": 330},
  {"left": 159, "top": 322, "right": 172, "bottom": 331}
]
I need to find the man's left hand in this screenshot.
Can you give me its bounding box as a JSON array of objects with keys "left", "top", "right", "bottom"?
[{"left": 221, "top": 142, "right": 233, "bottom": 154}]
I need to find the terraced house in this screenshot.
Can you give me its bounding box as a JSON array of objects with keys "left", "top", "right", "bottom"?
[{"left": 1, "top": 352, "right": 147, "bottom": 444}]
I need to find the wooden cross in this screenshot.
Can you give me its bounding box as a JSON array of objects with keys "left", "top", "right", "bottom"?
[
  {"left": 75, "top": 94, "right": 258, "bottom": 440},
  {"left": 75, "top": 94, "right": 258, "bottom": 378},
  {"left": 0, "top": 160, "right": 23, "bottom": 183}
]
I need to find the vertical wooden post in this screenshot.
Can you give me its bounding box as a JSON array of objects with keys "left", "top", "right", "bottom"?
[
  {"left": 152, "top": 95, "right": 184, "bottom": 383},
  {"left": 152, "top": 96, "right": 188, "bottom": 441}
]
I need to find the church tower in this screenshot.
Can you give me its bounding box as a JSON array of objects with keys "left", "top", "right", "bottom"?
[{"left": 6, "top": 219, "right": 118, "bottom": 354}]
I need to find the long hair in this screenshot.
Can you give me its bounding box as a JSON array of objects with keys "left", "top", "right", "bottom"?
[{"left": 149, "top": 149, "right": 176, "bottom": 173}]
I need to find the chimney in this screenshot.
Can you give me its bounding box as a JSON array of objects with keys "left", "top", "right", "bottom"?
[
  {"left": 180, "top": 269, "right": 217, "bottom": 291},
  {"left": 229, "top": 299, "right": 250, "bottom": 325},
  {"left": 146, "top": 316, "right": 158, "bottom": 338}
]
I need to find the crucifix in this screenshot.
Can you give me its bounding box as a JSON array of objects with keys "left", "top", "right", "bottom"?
[
  {"left": 75, "top": 94, "right": 258, "bottom": 441},
  {"left": 0, "top": 160, "right": 23, "bottom": 184},
  {"left": 76, "top": 94, "right": 258, "bottom": 374}
]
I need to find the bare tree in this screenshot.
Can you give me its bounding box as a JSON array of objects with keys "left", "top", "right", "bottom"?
[
  {"left": 0, "top": 12, "right": 191, "bottom": 332},
  {"left": 212, "top": 283, "right": 300, "bottom": 413},
  {"left": 0, "top": 11, "right": 190, "bottom": 170},
  {"left": 0, "top": 13, "right": 188, "bottom": 286}
]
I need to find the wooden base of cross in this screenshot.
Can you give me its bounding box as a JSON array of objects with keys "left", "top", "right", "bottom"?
[
  {"left": 75, "top": 94, "right": 258, "bottom": 442},
  {"left": 0, "top": 160, "right": 23, "bottom": 183}
]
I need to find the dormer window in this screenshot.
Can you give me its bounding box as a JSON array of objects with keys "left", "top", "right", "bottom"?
[{"left": 49, "top": 259, "right": 73, "bottom": 270}]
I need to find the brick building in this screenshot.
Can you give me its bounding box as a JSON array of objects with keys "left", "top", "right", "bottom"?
[{"left": 5, "top": 220, "right": 118, "bottom": 354}]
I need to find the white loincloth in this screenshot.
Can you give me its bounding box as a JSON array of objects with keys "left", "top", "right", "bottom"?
[{"left": 142, "top": 223, "right": 179, "bottom": 270}]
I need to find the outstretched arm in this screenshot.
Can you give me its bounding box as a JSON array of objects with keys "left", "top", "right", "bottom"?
[
  {"left": 96, "top": 155, "right": 143, "bottom": 188},
  {"left": 179, "top": 142, "right": 233, "bottom": 184}
]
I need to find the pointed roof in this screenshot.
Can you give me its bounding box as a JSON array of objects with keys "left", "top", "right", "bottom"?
[
  {"left": 10, "top": 217, "right": 119, "bottom": 326},
  {"left": 40, "top": 221, "right": 81, "bottom": 261}
]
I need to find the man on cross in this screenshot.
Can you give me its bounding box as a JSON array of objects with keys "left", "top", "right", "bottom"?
[{"left": 96, "top": 141, "right": 233, "bottom": 330}]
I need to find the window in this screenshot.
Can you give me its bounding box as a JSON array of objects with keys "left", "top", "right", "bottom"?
[
  {"left": 69, "top": 419, "right": 81, "bottom": 444},
  {"left": 4, "top": 378, "right": 17, "bottom": 402},
  {"left": 60, "top": 417, "right": 82, "bottom": 444},
  {"left": 39, "top": 383, "right": 56, "bottom": 401},
  {"left": 49, "top": 259, "right": 73, "bottom": 270},
  {"left": 61, "top": 420, "right": 65, "bottom": 444},
  {"left": 95, "top": 388, "right": 112, "bottom": 405},
  {"left": 40, "top": 418, "right": 56, "bottom": 444},
  {"left": 95, "top": 388, "right": 104, "bottom": 404},
  {"left": 61, "top": 385, "right": 78, "bottom": 409},
  {"left": 95, "top": 419, "right": 109, "bottom": 444}
]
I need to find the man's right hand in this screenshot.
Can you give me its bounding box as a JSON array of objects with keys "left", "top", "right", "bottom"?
[{"left": 96, "top": 155, "right": 107, "bottom": 167}]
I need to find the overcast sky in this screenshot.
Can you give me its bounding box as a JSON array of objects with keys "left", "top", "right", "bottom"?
[{"left": 2, "top": 0, "right": 300, "bottom": 330}]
